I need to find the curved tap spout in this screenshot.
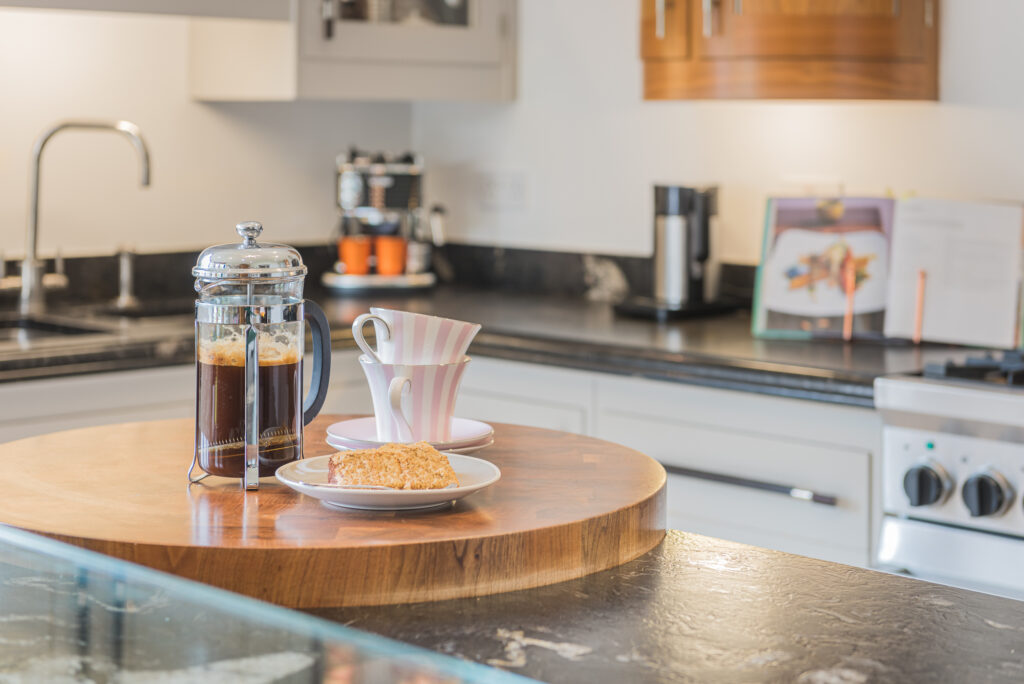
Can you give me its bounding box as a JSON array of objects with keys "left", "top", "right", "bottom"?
[{"left": 21, "top": 120, "right": 151, "bottom": 315}]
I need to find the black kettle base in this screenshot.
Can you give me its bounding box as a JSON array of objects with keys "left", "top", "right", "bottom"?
[{"left": 614, "top": 297, "right": 739, "bottom": 323}]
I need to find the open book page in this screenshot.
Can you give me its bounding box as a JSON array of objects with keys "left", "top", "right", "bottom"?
[{"left": 884, "top": 198, "right": 1024, "bottom": 348}]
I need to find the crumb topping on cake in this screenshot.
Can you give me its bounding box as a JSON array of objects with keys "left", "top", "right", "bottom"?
[{"left": 327, "top": 442, "right": 459, "bottom": 490}]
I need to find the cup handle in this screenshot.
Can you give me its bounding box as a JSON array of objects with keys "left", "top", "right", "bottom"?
[
  {"left": 302, "top": 301, "right": 332, "bottom": 426},
  {"left": 352, "top": 313, "right": 389, "bottom": 364},
  {"left": 387, "top": 376, "right": 413, "bottom": 442}
]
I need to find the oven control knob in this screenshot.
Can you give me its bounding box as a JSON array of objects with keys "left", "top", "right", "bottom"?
[
  {"left": 903, "top": 465, "right": 945, "bottom": 507},
  {"left": 962, "top": 472, "right": 1011, "bottom": 517}
]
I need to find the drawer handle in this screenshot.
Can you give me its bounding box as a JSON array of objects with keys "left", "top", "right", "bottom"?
[{"left": 663, "top": 464, "right": 838, "bottom": 507}]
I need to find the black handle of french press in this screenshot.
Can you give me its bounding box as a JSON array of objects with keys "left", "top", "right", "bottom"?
[{"left": 303, "top": 301, "right": 332, "bottom": 425}]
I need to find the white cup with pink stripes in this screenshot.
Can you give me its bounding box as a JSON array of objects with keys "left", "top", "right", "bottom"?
[
  {"left": 359, "top": 355, "right": 470, "bottom": 442},
  {"left": 352, "top": 308, "right": 481, "bottom": 365}
]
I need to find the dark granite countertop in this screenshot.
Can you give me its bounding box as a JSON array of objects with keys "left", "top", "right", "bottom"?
[
  {"left": 0, "top": 287, "right": 974, "bottom": 406},
  {"left": 314, "top": 530, "right": 1024, "bottom": 684},
  {"left": 319, "top": 288, "right": 973, "bottom": 407}
]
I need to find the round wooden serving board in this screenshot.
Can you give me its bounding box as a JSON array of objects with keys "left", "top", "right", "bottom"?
[{"left": 0, "top": 416, "right": 665, "bottom": 608}]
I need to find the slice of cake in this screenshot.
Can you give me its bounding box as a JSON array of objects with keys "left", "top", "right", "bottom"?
[{"left": 327, "top": 442, "right": 459, "bottom": 490}]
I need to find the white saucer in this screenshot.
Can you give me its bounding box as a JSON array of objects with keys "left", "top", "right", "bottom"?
[
  {"left": 275, "top": 453, "right": 500, "bottom": 511},
  {"left": 326, "top": 435, "right": 494, "bottom": 455},
  {"left": 325, "top": 417, "right": 495, "bottom": 451}
]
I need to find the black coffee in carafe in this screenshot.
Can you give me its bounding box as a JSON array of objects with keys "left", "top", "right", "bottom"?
[{"left": 196, "top": 340, "right": 301, "bottom": 478}]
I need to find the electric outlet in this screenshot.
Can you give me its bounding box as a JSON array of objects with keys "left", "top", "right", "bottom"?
[{"left": 476, "top": 171, "right": 528, "bottom": 212}]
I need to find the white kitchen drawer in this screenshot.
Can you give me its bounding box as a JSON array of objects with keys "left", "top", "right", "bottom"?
[
  {"left": 0, "top": 365, "right": 194, "bottom": 444},
  {"left": 320, "top": 349, "right": 373, "bottom": 417},
  {"left": 457, "top": 358, "right": 594, "bottom": 434},
  {"left": 596, "top": 375, "right": 880, "bottom": 451},
  {"left": 456, "top": 389, "right": 586, "bottom": 435},
  {"left": 597, "top": 411, "right": 870, "bottom": 566}
]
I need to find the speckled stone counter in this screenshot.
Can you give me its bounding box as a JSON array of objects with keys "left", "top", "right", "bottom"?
[
  {"left": 0, "top": 287, "right": 974, "bottom": 406},
  {"left": 313, "top": 530, "right": 1024, "bottom": 684},
  {"left": 319, "top": 288, "right": 973, "bottom": 407}
]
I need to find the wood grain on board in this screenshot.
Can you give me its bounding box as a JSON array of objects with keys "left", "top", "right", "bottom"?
[{"left": 0, "top": 416, "right": 666, "bottom": 608}]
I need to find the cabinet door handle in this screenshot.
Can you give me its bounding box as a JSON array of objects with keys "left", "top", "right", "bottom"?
[
  {"left": 734, "top": 0, "right": 742, "bottom": 14},
  {"left": 702, "top": 0, "right": 722, "bottom": 37},
  {"left": 663, "top": 464, "right": 839, "bottom": 506},
  {"left": 322, "top": 0, "right": 335, "bottom": 40},
  {"left": 655, "top": 0, "right": 666, "bottom": 39},
  {"left": 924, "top": 0, "right": 934, "bottom": 27}
]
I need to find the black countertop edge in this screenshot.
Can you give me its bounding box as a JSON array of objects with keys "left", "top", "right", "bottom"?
[
  {"left": 0, "top": 332, "right": 876, "bottom": 408},
  {"left": 471, "top": 333, "right": 876, "bottom": 408}
]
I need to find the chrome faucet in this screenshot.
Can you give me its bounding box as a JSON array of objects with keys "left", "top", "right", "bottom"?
[{"left": 20, "top": 120, "right": 150, "bottom": 315}]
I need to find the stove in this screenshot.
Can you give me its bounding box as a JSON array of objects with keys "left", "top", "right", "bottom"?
[
  {"left": 924, "top": 349, "right": 1024, "bottom": 386},
  {"left": 875, "top": 354, "right": 1024, "bottom": 599}
]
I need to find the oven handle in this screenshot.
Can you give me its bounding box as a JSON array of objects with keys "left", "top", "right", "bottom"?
[{"left": 663, "top": 464, "right": 838, "bottom": 507}]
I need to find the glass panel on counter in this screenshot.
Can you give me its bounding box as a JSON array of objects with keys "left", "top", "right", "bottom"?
[
  {"left": 0, "top": 526, "right": 528, "bottom": 683},
  {"left": 340, "top": 0, "right": 470, "bottom": 26}
]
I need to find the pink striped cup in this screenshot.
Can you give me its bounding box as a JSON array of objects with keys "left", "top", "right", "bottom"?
[
  {"left": 352, "top": 308, "right": 481, "bottom": 365},
  {"left": 359, "top": 354, "right": 470, "bottom": 442}
]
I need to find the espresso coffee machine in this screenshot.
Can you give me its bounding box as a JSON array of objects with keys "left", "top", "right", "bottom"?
[
  {"left": 616, "top": 185, "right": 736, "bottom": 321},
  {"left": 322, "top": 147, "right": 445, "bottom": 293}
]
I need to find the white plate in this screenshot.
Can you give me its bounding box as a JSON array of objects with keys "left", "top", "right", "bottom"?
[
  {"left": 325, "top": 417, "right": 495, "bottom": 451},
  {"left": 275, "top": 453, "right": 500, "bottom": 511},
  {"left": 326, "top": 436, "right": 495, "bottom": 455}
]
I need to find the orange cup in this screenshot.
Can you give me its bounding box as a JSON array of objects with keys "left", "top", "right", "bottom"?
[
  {"left": 339, "top": 236, "right": 372, "bottom": 276},
  {"left": 375, "top": 236, "right": 407, "bottom": 276}
]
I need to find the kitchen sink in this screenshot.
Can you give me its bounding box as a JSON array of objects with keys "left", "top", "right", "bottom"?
[
  {"left": 0, "top": 314, "right": 115, "bottom": 343},
  {"left": 94, "top": 299, "right": 196, "bottom": 319}
]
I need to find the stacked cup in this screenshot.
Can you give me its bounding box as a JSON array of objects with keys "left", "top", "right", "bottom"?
[{"left": 353, "top": 308, "right": 481, "bottom": 443}]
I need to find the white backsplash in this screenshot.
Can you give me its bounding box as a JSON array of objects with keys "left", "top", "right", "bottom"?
[
  {"left": 4, "top": 2, "right": 1024, "bottom": 266},
  {"left": 0, "top": 8, "right": 411, "bottom": 258},
  {"left": 411, "top": 0, "right": 1024, "bottom": 264}
]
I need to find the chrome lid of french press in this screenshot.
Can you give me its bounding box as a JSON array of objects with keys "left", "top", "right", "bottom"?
[{"left": 192, "top": 222, "right": 307, "bottom": 281}]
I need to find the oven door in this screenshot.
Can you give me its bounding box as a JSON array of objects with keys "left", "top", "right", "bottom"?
[{"left": 877, "top": 517, "right": 1024, "bottom": 601}]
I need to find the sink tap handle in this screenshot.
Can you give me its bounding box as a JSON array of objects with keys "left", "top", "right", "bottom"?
[{"left": 114, "top": 245, "right": 139, "bottom": 310}]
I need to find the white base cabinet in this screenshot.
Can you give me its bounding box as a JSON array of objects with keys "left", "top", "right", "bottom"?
[
  {"left": 456, "top": 358, "right": 593, "bottom": 435},
  {"left": 0, "top": 349, "right": 370, "bottom": 445},
  {"left": 455, "top": 359, "right": 881, "bottom": 568},
  {"left": 0, "top": 365, "right": 194, "bottom": 444},
  {"left": 321, "top": 349, "right": 374, "bottom": 416},
  {"left": 594, "top": 376, "right": 878, "bottom": 567},
  {"left": 0, "top": 352, "right": 882, "bottom": 568}
]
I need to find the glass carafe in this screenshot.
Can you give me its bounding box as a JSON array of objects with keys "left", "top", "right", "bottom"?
[{"left": 190, "top": 222, "right": 331, "bottom": 490}]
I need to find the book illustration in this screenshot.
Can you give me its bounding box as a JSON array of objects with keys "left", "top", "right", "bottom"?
[
  {"left": 783, "top": 240, "right": 877, "bottom": 297},
  {"left": 763, "top": 229, "right": 889, "bottom": 317}
]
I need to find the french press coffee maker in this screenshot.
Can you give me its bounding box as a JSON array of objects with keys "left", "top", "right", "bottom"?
[{"left": 189, "top": 222, "right": 331, "bottom": 490}]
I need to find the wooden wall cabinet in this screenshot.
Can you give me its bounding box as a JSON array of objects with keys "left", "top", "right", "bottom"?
[{"left": 641, "top": 0, "right": 939, "bottom": 100}]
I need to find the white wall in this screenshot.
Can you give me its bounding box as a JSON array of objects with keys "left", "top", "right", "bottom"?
[
  {"left": 412, "top": 0, "right": 1024, "bottom": 264},
  {"left": 0, "top": 8, "right": 411, "bottom": 258}
]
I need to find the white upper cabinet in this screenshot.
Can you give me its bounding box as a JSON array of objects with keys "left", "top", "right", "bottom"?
[
  {"left": 0, "top": 0, "right": 289, "bottom": 19},
  {"left": 299, "top": 0, "right": 504, "bottom": 65},
  {"left": 2, "top": 0, "right": 516, "bottom": 101},
  {"left": 189, "top": 0, "right": 517, "bottom": 101}
]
